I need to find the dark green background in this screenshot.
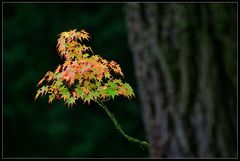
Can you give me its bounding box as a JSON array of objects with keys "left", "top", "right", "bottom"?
[{"left": 3, "top": 3, "right": 148, "bottom": 158}]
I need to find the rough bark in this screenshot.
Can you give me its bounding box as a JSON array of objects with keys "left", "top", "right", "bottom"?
[{"left": 125, "top": 3, "right": 237, "bottom": 158}]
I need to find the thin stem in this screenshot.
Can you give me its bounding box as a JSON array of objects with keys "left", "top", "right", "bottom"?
[{"left": 96, "top": 100, "right": 149, "bottom": 149}]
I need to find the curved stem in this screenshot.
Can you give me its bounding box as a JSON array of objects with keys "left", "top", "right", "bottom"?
[{"left": 96, "top": 100, "right": 149, "bottom": 149}]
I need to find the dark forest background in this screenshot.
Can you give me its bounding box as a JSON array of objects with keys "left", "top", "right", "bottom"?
[{"left": 3, "top": 2, "right": 237, "bottom": 158}]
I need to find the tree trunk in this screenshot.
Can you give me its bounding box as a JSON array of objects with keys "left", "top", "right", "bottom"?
[{"left": 124, "top": 3, "right": 236, "bottom": 158}]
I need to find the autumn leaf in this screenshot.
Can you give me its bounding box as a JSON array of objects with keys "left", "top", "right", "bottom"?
[
  {"left": 55, "top": 65, "right": 61, "bottom": 73},
  {"left": 46, "top": 71, "right": 54, "bottom": 82},
  {"left": 79, "top": 30, "right": 90, "bottom": 41},
  {"left": 104, "top": 71, "right": 111, "bottom": 79},
  {"left": 35, "top": 29, "right": 135, "bottom": 106},
  {"left": 37, "top": 77, "right": 45, "bottom": 87}
]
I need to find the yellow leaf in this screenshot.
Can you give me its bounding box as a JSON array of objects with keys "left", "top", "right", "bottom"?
[{"left": 35, "top": 90, "right": 41, "bottom": 100}]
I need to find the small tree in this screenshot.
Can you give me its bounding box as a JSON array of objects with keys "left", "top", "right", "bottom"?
[{"left": 35, "top": 29, "right": 149, "bottom": 148}]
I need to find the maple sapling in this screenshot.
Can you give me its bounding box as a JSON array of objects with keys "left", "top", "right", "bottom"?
[{"left": 35, "top": 29, "right": 149, "bottom": 148}]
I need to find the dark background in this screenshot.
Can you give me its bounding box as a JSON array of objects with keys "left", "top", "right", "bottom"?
[
  {"left": 3, "top": 2, "right": 237, "bottom": 158},
  {"left": 3, "top": 3, "right": 148, "bottom": 158}
]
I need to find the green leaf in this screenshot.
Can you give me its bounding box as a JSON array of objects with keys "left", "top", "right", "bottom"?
[
  {"left": 40, "top": 86, "right": 48, "bottom": 96},
  {"left": 108, "top": 82, "right": 117, "bottom": 89},
  {"left": 60, "top": 87, "right": 70, "bottom": 101},
  {"left": 83, "top": 53, "right": 89, "bottom": 58},
  {"left": 53, "top": 73, "right": 61, "bottom": 80},
  {"left": 92, "top": 91, "right": 100, "bottom": 100},
  {"left": 108, "top": 89, "right": 118, "bottom": 99},
  {"left": 123, "top": 83, "right": 135, "bottom": 99},
  {"left": 48, "top": 94, "right": 55, "bottom": 103},
  {"left": 70, "top": 52, "right": 75, "bottom": 59},
  {"left": 35, "top": 90, "right": 41, "bottom": 100},
  {"left": 75, "top": 85, "right": 85, "bottom": 99},
  {"left": 66, "top": 97, "right": 76, "bottom": 107},
  {"left": 83, "top": 93, "right": 94, "bottom": 104},
  {"left": 54, "top": 79, "right": 63, "bottom": 87}
]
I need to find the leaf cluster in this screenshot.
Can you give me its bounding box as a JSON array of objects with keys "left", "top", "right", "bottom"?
[{"left": 35, "top": 29, "right": 135, "bottom": 106}]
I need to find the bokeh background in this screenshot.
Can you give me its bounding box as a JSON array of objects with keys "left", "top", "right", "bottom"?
[
  {"left": 3, "top": 2, "right": 237, "bottom": 158},
  {"left": 3, "top": 3, "right": 147, "bottom": 158}
]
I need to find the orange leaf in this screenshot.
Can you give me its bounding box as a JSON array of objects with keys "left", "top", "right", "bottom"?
[
  {"left": 55, "top": 65, "right": 61, "bottom": 73},
  {"left": 37, "top": 77, "right": 45, "bottom": 87}
]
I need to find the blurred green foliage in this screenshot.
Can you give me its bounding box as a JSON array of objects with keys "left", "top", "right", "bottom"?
[{"left": 3, "top": 3, "right": 148, "bottom": 158}]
